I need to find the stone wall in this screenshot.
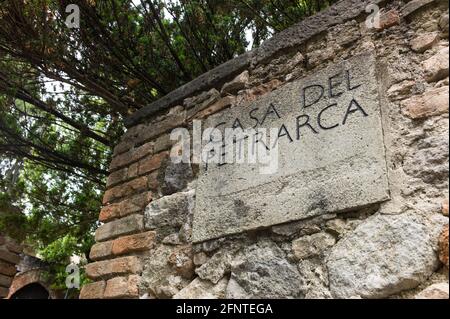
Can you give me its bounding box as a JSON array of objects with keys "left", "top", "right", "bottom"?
[
  {"left": 0, "top": 235, "right": 22, "bottom": 298},
  {"left": 80, "top": 0, "right": 449, "bottom": 299}
]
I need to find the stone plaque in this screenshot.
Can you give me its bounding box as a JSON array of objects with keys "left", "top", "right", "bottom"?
[{"left": 192, "top": 53, "right": 390, "bottom": 243}]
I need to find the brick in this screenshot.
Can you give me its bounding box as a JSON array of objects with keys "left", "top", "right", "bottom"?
[
  {"left": 134, "top": 112, "right": 186, "bottom": 146},
  {"left": 0, "top": 286, "right": 8, "bottom": 298},
  {"left": 422, "top": 47, "right": 449, "bottom": 83},
  {"left": 95, "top": 214, "right": 144, "bottom": 242},
  {"left": 127, "top": 163, "right": 139, "bottom": 179},
  {"left": 147, "top": 171, "right": 160, "bottom": 191},
  {"left": 99, "top": 203, "right": 121, "bottom": 222},
  {"left": 104, "top": 275, "right": 139, "bottom": 299},
  {"left": 138, "top": 151, "right": 169, "bottom": 175},
  {"left": 110, "top": 142, "right": 154, "bottom": 171},
  {"left": 106, "top": 167, "right": 128, "bottom": 188},
  {"left": 189, "top": 95, "right": 236, "bottom": 120},
  {"left": 89, "top": 241, "right": 113, "bottom": 261},
  {"left": 5, "top": 241, "right": 22, "bottom": 254},
  {"left": 79, "top": 281, "right": 106, "bottom": 299},
  {"left": 99, "top": 192, "right": 152, "bottom": 223},
  {"left": 0, "top": 249, "right": 20, "bottom": 265},
  {"left": 153, "top": 134, "right": 174, "bottom": 153},
  {"left": 103, "top": 176, "right": 148, "bottom": 204},
  {"left": 85, "top": 256, "right": 142, "bottom": 280},
  {"left": 0, "top": 274, "right": 13, "bottom": 287},
  {"left": 0, "top": 260, "right": 16, "bottom": 276},
  {"left": 112, "top": 231, "right": 156, "bottom": 256},
  {"left": 401, "top": 86, "right": 449, "bottom": 119}
]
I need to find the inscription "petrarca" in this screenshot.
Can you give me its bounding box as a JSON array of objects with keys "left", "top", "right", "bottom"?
[
  {"left": 193, "top": 53, "right": 390, "bottom": 243},
  {"left": 207, "top": 69, "right": 369, "bottom": 169}
]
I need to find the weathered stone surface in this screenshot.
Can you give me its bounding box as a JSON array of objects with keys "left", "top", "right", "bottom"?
[
  {"left": 103, "top": 176, "right": 148, "bottom": 205},
  {"left": 0, "top": 260, "right": 16, "bottom": 276},
  {"left": 0, "top": 273, "right": 12, "bottom": 287},
  {"left": 90, "top": 241, "right": 113, "bottom": 261},
  {"left": 298, "top": 259, "right": 332, "bottom": 298},
  {"left": 327, "top": 212, "right": 447, "bottom": 299},
  {"left": 378, "top": 10, "right": 400, "bottom": 30},
  {"left": 99, "top": 192, "right": 152, "bottom": 222},
  {"left": 144, "top": 190, "right": 195, "bottom": 233},
  {"left": 110, "top": 142, "right": 153, "bottom": 171},
  {"left": 401, "top": 0, "right": 435, "bottom": 17},
  {"left": 415, "top": 282, "right": 449, "bottom": 299},
  {"left": 422, "top": 47, "right": 449, "bottom": 82},
  {"left": 292, "top": 233, "right": 336, "bottom": 260},
  {"left": 221, "top": 71, "right": 249, "bottom": 95},
  {"left": 140, "top": 245, "right": 190, "bottom": 298},
  {"left": 410, "top": 32, "right": 440, "bottom": 52},
  {"left": 85, "top": 256, "right": 143, "bottom": 280},
  {"left": 438, "top": 225, "right": 449, "bottom": 268},
  {"left": 439, "top": 13, "right": 449, "bottom": 33},
  {"left": 193, "top": 53, "right": 389, "bottom": 242},
  {"left": 104, "top": 275, "right": 140, "bottom": 299},
  {"left": 0, "top": 286, "right": 9, "bottom": 298},
  {"left": 401, "top": 86, "right": 449, "bottom": 119},
  {"left": 138, "top": 152, "right": 169, "bottom": 175},
  {"left": 190, "top": 96, "right": 236, "bottom": 120},
  {"left": 173, "top": 277, "right": 229, "bottom": 299},
  {"left": 403, "top": 134, "right": 449, "bottom": 185},
  {"left": 0, "top": 249, "right": 20, "bottom": 265},
  {"left": 184, "top": 89, "right": 220, "bottom": 110},
  {"left": 160, "top": 161, "right": 193, "bottom": 196},
  {"left": 95, "top": 214, "right": 144, "bottom": 242},
  {"left": 226, "top": 240, "right": 302, "bottom": 298},
  {"left": 112, "top": 231, "right": 156, "bottom": 256},
  {"left": 167, "top": 245, "right": 195, "bottom": 279},
  {"left": 196, "top": 248, "right": 237, "bottom": 284},
  {"left": 79, "top": 281, "right": 105, "bottom": 299},
  {"left": 387, "top": 80, "right": 416, "bottom": 101},
  {"left": 442, "top": 199, "right": 449, "bottom": 216}
]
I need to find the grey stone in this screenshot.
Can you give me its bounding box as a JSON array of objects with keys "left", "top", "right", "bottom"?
[
  {"left": 196, "top": 248, "right": 238, "bottom": 284},
  {"left": 193, "top": 53, "right": 390, "bottom": 242},
  {"left": 401, "top": 0, "right": 435, "bottom": 17},
  {"left": 161, "top": 161, "right": 194, "bottom": 195},
  {"left": 292, "top": 232, "right": 336, "bottom": 260},
  {"left": 226, "top": 240, "right": 302, "bottom": 298},
  {"left": 144, "top": 190, "right": 195, "bottom": 234},
  {"left": 221, "top": 71, "right": 249, "bottom": 95},
  {"left": 140, "top": 245, "right": 190, "bottom": 298},
  {"left": 298, "top": 259, "right": 332, "bottom": 298},
  {"left": 439, "top": 14, "right": 449, "bottom": 33},
  {"left": 327, "top": 212, "right": 448, "bottom": 299},
  {"left": 173, "top": 277, "right": 229, "bottom": 299}
]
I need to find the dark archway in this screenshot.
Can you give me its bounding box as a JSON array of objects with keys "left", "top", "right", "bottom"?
[{"left": 10, "top": 283, "right": 50, "bottom": 299}]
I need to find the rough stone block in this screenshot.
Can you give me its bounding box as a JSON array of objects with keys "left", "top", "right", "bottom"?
[{"left": 401, "top": 86, "right": 449, "bottom": 119}]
